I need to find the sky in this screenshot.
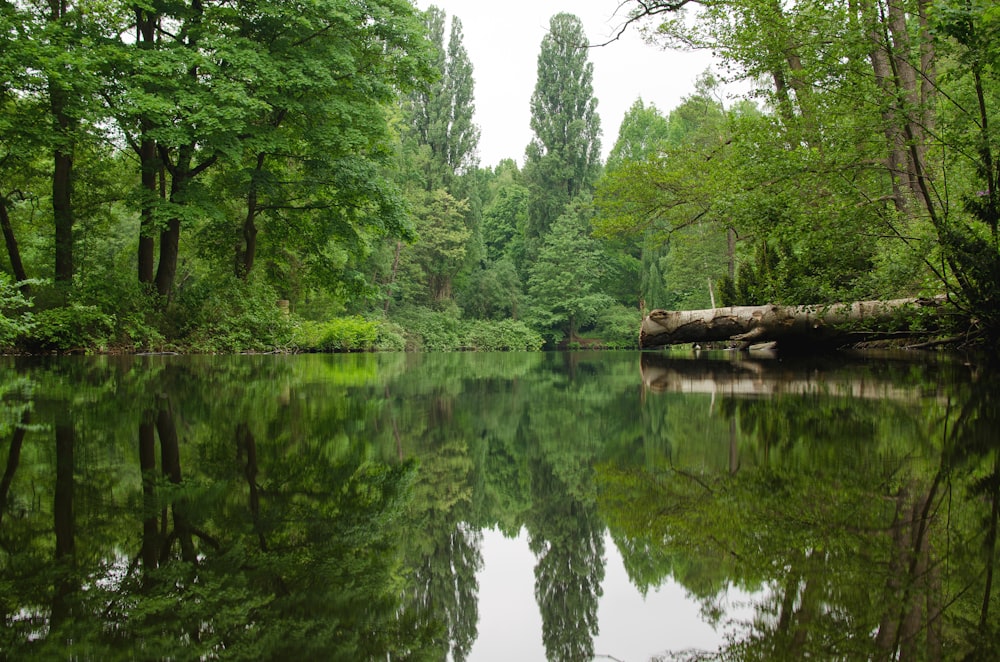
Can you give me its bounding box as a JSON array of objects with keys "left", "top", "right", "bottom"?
[{"left": 413, "top": 0, "right": 724, "bottom": 167}]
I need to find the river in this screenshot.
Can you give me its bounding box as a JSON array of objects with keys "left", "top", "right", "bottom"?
[{"left": 0, "top": 350, "right": 995, "bottom": 660}]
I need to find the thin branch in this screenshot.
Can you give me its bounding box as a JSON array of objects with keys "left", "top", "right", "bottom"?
[{"left": 588, "top": 0, "right": 699, "bottom": 48}]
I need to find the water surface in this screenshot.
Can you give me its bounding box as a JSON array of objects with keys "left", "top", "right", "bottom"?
[{"left": 0, "top": 350, "right": 995, "bottom": 660}]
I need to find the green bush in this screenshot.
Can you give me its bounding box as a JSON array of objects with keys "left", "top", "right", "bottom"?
[
  {"left": 374, "top": 322, "right": 407, "bottom": 351},
  {"left": 393, "top": 306, "right": 464, "bottom": 350},
  {"left": 592, "top": 305, "right": 642, "bottom": 349},
  {"left": 0, "top": 275, "right": 35, "bottom": 349},
  {"left": 292, "top": 316, "right": 380, "bottom": 352},
  {"left": 72, "top": 260, "right": 168, "bottom": 350},
  {"left": 464, "top": 319, "right": 544, "bottom": 351},
  {"left": 30, "top": 304, "right": 114, "bottom": 352},
  {"left": 177, "top": 275, "right": 293, "bottom": 352}
]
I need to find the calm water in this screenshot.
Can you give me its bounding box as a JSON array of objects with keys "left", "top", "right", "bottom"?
[{"left": 0, "top": 350, "right": 996, "bottom": 661}]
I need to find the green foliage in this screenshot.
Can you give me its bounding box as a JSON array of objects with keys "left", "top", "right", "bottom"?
[
  {"left": 0, "top": 274, "right": 35, "bottom": 348},
  {"left": 75, "top": 272, "right": 167, "bottom": 351},
  {"left": 526, "top": 197, "right": 614, "bottom": 342},
  {"left": 175, "top": 276, "right": 293, "bottom": 352},
  {"left": 481, "top": 181, "right": 529, "bottom": 264},
  {"left": 605, "top": 98, "right": 671, "bottom": 174},
  {"left": 29, "top": 303, "right": 113, "bottom": 352},
  {"left": 374, "top": 321, "right": 408, "bottom": 352},
  {"left": 523, "top": 12, "right": 602, "bottom": 245},
  {"left": 394, "top": 305, "right": 465, "bottom": 350},
  {"left": 463, "top": 319, "right": 544, "bottom": 351},
  {"left": 394, "top": 189, "right": 472, "bottom": 307},
  {"left": 392, "top": 305, "right": 542, "bottom": 351},
  {"left": 405, "top": 7, "right": 480, "bottom": 190},
  {"left": 292, "top": 316, "right": 380, "bottom": 352},
  {"left": 456, "top": 256, "right": 523, "bottom": 320},
  {"left": 591, "top": 305, "right": 641, "bottom": 349}
]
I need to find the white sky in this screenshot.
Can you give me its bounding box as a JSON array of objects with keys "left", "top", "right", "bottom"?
[{"left": 414, "top": 0, "right": 723, "bottom": 167}]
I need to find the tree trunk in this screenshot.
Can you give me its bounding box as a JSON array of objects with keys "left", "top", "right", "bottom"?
[
  {"left": 51, "top": 418, "right": 76, "bottom": 631},
  {"left": 865, "top": 0, "right": 911, "bottom": 213},
  {"left": 48, "top": 0, "right": 75, "bottom": 286},
  {"left": 887, "top": 0, "right": 929, "bottom": 201},
  {"left": 0, "top": 195, "right": 29, "bottom": 288},
  {"left": 136, "top": 8, "right": 158, "bottom": 285},
  {"left": 137, "top": 135, "right": 158, "bottom": 285},
  {"left": 383, "top": 241, "right": 403, "bottom": 316},
  {"left": 154, "top": 216, "right": 180, "bottom": 297},
  {"left": 639, "top": 353, "right": 947, "bottom": 401},
  {"left": 235, "top": 153, "right": 266, "bottom": 279},
  {"left": 639, "top": 296, "right": 947, "bottom": 348},
  {"left": 237, "top": 423, "right": 267, "bottom": 551}
]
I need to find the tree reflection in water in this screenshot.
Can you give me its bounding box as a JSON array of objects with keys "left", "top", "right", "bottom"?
[
  {"left": 0, "top": 351, "right": 995, "bottom": 660},
  {"left": 610, "top": 352, "right": 1000, "bottom": 660}
]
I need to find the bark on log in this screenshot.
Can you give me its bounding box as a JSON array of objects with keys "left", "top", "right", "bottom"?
[{"left": 639, "top": 296, "right": 947, "bottom": 349}]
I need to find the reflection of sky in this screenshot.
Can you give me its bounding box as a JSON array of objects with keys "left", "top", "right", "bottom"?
[{"left": 468, "top": 528, "right": 753, "bottom": 661}]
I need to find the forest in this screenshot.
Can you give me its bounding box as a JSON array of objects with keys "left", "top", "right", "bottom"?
[{"left": 0, "top": 0, "right": 998, "bottom": 353}]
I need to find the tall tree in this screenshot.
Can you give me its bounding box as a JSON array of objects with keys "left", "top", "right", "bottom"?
[
  {"left": 406, "top": 6, "right": 480, "bottom": 191},
  {"left": 0, "top": 3, "right": 39, "bottom": 287},
  {"left": 397, "top": 189, "right": 471, "bottom": 305},
  {"left": 523, "top": 13, "right": 602, "bottom": 245},
  {"left": 21, "top": 0, "right": 105, "bottom": 288}
]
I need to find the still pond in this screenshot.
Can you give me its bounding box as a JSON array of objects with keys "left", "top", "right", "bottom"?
[{"left": 0, "top": 350, "right": 997, "bottom": 660}]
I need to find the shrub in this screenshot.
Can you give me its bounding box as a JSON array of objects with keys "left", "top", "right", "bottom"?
[
  {"left": 393, "top": 306, "right": 464, "bottom": 351},
  {"left": 177, "top": 275, "right": 294, "bottom": 352},
  {"left": 30, "top": 304, "right": 114, "bottom": 352},
  {"left": 74, "top": 262, "right": 167, "bottom": 351},
  {"left": 374, "top": 322, "right": 407, "bottom": 352},
  {"left": 592, "top": 305, "right": 642, "bottom": 349},
  {"left": 292, "top": 316, "right": 380, "bottom": 352},
  {"left": 464, "top": 319, "right": 544, "bottom": 351},
  {"left": 0, "top": 275, "right": 35, "bottom": 349}
]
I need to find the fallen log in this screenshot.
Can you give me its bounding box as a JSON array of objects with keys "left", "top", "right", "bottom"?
[{"left": 639, "top": 296, "right": 948, "bottom": 349}]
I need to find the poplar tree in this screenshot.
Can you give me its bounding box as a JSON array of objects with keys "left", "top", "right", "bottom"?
[
  {"left": 523, "top": 12, "right": 602, "bottom": 244},
  {"left": 407, "top": 6, "right": 479, "bottom": 191}
]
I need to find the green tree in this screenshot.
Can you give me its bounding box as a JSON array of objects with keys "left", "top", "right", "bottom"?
[
  {"left": 106, "top": 0, "right": 432, "bottom": 300},
  {"left": 0, "top": 6, "right": 40, "bottom": 287},
  {"left": 600, "top": 98, "right": 671, "bottom": 311},
  {"left": 527, "top": 197, "right": 613, "bottom": 342},
  {"left": 406, "top": 6, "right": 480, "bottom": 192},
  {"left": 221, "top": 0, "right": 429, "bottom": 286},
  {"left": 8, "top": 0, "right": 108, "bottom": 289},
  {"left": 397, "top": 189, "right": 471, "bottom": 306},
  {"left": 480, "top": 161, "right": 529, "bottom": 264},
  {"left": 596, "top": 85, "right": 735, "bottom": 310},
  {"left": 613, "top": 0, "right": 1000, "bottom": 329},
  {"left": 523, "top": 13, "right": 602, "bottom": 250},
  {"left": 605, "top": 98, "right": 670, "bottom": 174},
  {"left": 527, "top": 457, "right": 605, "bottom": 662}
]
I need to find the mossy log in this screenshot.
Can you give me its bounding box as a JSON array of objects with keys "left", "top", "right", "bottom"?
[{"left": 639, "top": 296, "right": 948, "bottom": 349}]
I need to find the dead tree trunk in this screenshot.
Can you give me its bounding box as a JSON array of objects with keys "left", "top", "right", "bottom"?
[{"left": 639, "top": 296, "right": 948, "bottom": 348}]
